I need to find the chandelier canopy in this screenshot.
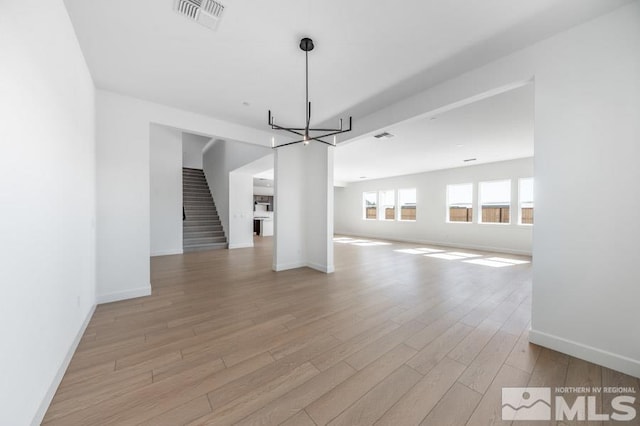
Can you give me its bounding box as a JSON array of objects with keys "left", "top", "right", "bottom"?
[{"left": 268, "top": 38, "right": 353, "bottom": 149}]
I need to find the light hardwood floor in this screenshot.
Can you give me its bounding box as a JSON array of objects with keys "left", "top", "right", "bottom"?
[{"left": 43, "top": 236, "right": 639, "bottom": 425}]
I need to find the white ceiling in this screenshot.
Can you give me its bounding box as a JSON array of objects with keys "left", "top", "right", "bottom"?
[
  {"left": 64, "top": 0, "right": 631, "bottom": 131},
  {"left": 334, "top": 84, "right": 534, "bottom": 183},
  {"left": 253, "top": 177, "right": 273, "bottom": 188}
]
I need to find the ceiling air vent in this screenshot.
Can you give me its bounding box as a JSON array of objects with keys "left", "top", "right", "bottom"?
[
  {"left": 174, "top": 0, "right": 225, "bottom": 30},
  {"left": 373, "top": 132, "right": 394, "bottom": 139}
]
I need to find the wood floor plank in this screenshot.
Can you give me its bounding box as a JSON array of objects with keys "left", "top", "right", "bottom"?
[
  {"left": 235, "top": 362, "right": 356, "bottom": 426},
  {"left": 306, "top": 344, "right": 417, "bottom": 425},
  {"left": 457, "top": 331, "right": 519, "bottom": 394},
  {"left": 47, "top": 351, "right": 274, "bottom": 425},
  {"left": 466, "top": 363, "right": 531, "bottom": 426},
  {"left": 43, "top": 371, "right": 152, "bottom": 423},
  {"left": 376, "top": 357, "right": 467, "bottom": 426},
  {"left": 151, "top": 353, "right": 225, "bottom": 383},
  {"left": 407, "top": 321, "right": 474, "bottom": 374},
  {"left": 419, "top": 382, "right": 482, "bottom": 426},
  {"left": 447, "top": 318, "right": 502, "bottom": 366},
  {"left": 504, "top": 326, "right": 541, "bottom": 374},
  {"left": 139, "top": 395, "right": 212, "bottom": 426},
  {"left": 327, "top": 365, "right": 422, "bottom": 426},
  {"left": 310, "top": 321, "right": 401, "bottom": 371},
  {"left": 190, "top": 362, "right": 320, "bottom": 425},
  {"left": 345, "top": 320, "right": 425, "bottom": 370},
  {"left": 280, "top": 410, "right": 317, "bottom": 426}
]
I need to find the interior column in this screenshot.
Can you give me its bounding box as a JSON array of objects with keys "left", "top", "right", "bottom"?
[{"left": 273, "top": 141, "right": 334, "bottom": 273}]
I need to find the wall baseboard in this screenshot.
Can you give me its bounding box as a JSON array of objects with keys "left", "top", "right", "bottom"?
[
  {"left": 96, "top": 286, "right": 151, "bottom": 304},
  {"left": 150, "top": 248, "right": 183, "bottom": 257},
  {"left": 307, "top": 261, "right": 335, "bottom": 274},
  {"left": 334, "top": 231, "right": 532, "bottom": 256},
  {"left": 31, "top": 304, "right": 96, "bottom": 426},
  {"left": 229, "top": 242, "right": 254, "bottom": 249},
  {"left": 272, "top": 261, "right": 307, "bottom": 272},
  {"left": 529, "top": 329, "right": 640, "bottom": 379},
  {"left": 273, "top": 261, "right": 334, "bottom": 274}
]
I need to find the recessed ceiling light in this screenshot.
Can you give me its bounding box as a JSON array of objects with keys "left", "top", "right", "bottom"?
[
  {"left": 456, "top": 144, "right": 464, "bottom": 148},
  {"left": 463, "top": 158, "right": 477, "bottom": 162}
]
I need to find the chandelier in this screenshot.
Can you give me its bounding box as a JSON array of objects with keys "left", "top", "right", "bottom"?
[{"left": 268, "top": 37, "right": 353, "bottom": 149}]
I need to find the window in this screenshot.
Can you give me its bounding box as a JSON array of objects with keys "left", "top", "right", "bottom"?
[
  {"left": 398, "top": 188, "right": 417, "bottom": 221},
  {"left": 378, "top": 190, "right": 395, "bottom": 220},
  {"left": 519, "top": 178, "right": 534, "bottom": 225},
  {"left": 363, "top": 192, "right": 377, "bottom": 220},
  {"left": 447, "top": 183, "right": 473, "bottom": 222},
  {"left": 479, "top": 180, "right": 511, "bottom": 224}
]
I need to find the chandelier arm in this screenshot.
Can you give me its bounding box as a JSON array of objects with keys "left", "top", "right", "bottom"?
[
  {"left": 311, "top": 129, "right": 348, "bottom": 139},
  {"left": 270, "top": 124, "right": 305, "bottom": 137},
  {"left": 272, "top": 127, "right": 344, "bottom": 132},
  {"left": 308, "top": 117, "right": 352, "bottom": 135},
  {"left": 308, "top": 124, "right": 352, "bottom": 139},
  {"left": 307, "top": 128, "right": 342, "bottom": 132},
  {"left": 272, "top": 135, "right": 333, "bottom": 149}
]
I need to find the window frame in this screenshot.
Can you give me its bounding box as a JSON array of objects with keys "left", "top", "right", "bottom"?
[
  {"left": 478, "top": 179, "right": 512, "bottom": 225},
  {"left": 378, "top": 189, "right": 396, "bottom": 221},
  {"left": 362, "top": 191, "right": 378, "bottom": 220},
  {"left": 518, "top": 177, "right": 534, "bottom": 226},
  {"left": 446, "top": 183, "right": 474, "bottom": 223},
  {"left": 397, "top": 188, "right": 417, "bottom": 222}
]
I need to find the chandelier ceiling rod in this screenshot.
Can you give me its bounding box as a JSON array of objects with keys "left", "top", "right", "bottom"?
[{"left": 268, "top": 37, "right": 353, "bottom": 149}]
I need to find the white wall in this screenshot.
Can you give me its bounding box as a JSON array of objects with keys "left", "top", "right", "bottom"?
[
  {"left": 0, "top": 1, "right": 96, "bottom": 424},
  {"left": 182, "top": 132, "right": 210, "bottom": 170},
  {"left": 529, "top": 3, "right": 640, "bottom": 377},
  {"left": 274, "top": 142, "right": 334, "bottom": 273},
  {"left": 202, "top": 139, "right": 271, "bottom": 243},
  {"left": 150, "top": 125, "right": 183, "bottom": 256},
  {"left": 335, "top": 158, "right": 534, "bottom": 255},
  {"left": 96, "top": 90, "right": 277, "bottom": 303},
  {"left": 338, "top": 2, "right": 640, "bottom": 377}
]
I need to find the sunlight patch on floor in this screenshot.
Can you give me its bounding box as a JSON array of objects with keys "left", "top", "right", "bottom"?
[
  {"left": 335, "top": 237, "right": 530, "bottom": 268},
  {"left": 463, "top": 259, "right": 513, "bottom": 268},
  {"left": 333, "top": 237, "right": 391, "bottom": 246},
  {"left": 425, "top": 253, "right": 468, "bottom": 260}
]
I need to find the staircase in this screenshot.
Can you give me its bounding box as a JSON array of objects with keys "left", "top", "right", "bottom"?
[{"left": 182, "top": 168, "right": 227, "bottom": 252}]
